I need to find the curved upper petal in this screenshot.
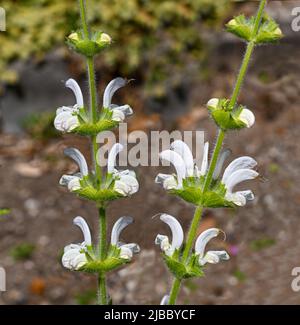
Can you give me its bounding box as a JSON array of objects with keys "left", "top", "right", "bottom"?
[
  {"left": 159, "top": 214, "right": 184, "bottom": 254},
  {"left": 65, "top": 79, "right": 84, "bottom": 108},
  {"left": 73, "top": 216, "right": 92, "bottom": 246},
  {"left": 170, "top": 140, "right": 194, "bottom": 176},
  {"left": 103, "top": 77, "right": 127, "bottom": 108},
  {"left": 111, "top": 216, "right": 134, "bottom": 246},
  {"left": 195, "top": 228, "right": 221, "bottom": 258},
  {"left": 159, "top": 150, "right": 186, "bottom": 188},
  {"left": 107, "top": 143, "right": 124, "bottom": 174},
  {"left": 222, "top": 156, "right": 257, "bottom": 185},
  {"left": 64, "top": 148, "right": 89, "bottom": 176},
  {"left": 224, "top": 169, "right": 259, "bottom": 193},
  {"left": 200, "top": 142, "right": 209, "bottom": 176}
]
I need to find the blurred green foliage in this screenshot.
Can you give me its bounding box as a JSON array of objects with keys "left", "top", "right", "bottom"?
[
  {"left": 10, "top": 243, "right": 35, "bottom": 261},
  {"left": 250, "top": 237, "right": 276, "bottom": 252},
  {"left": 0, "top": 208, "right": 10, "bottom": 217},
  {"left": 21, "top": 111, "right": 58, "bottom": 140},
  {"left": 75, "top": 289, "right": 97, "bottom": 305},
  {"left": 0, "top": 0, "right": 231, "bottom": 96}
]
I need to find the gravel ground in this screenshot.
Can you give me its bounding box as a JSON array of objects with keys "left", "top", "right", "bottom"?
[{"left": 0, "top": 1, "right": 299, "bottom": 305}]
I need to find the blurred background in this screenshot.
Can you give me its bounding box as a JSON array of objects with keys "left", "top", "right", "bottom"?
[{"left": 0, "top": 0, "right": 299, "bottom": 305}]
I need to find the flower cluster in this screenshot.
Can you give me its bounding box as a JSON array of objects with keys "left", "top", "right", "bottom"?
[
  {"left": 54, "top": 78, "right": 133, "bottom": 135},
  {"left": 155, "top": 214, "right": 229, "bottom": 280},
  {"left": 62, "top": 216, "right": 140, "bottom": 272},
  {"left": 156, "top": 140, "right": 258, "bottom": 207},
  {"left": 59, "top": 144, "right": 139, "bottom": 202}
]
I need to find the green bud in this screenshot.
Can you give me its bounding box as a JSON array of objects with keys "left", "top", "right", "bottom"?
[
  {"left": 226, "top": 14, "right": 283, "bottom": 44},
  {"left": 67, "top": 30, "right": 112, "bottom": 57},
  {"left": 207, "top": 98, "right": 255, "bottom": 131}
]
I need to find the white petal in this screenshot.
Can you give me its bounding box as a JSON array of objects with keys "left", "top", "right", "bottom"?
[
  {"left": 170, "top": 140, "right": 194, "bottom": 177},
  {"left": 111, "top": 216, "right": 133, "bottom": 246},
  {"left": 225, "top": 192, "right": 247, "bottom": 206},
  {"left": 159, "top": 214, "right": 184, "bottom": 255},
  {"left": 195, "top": 228, "right": 221, "bottom": 258},
  {"left": 67, "top": 177, "right": 81, "bottom": 192},
  {"left": 64, "top": 115, "right": 80, "bottom": 131},
  {"left": 155, "top": 234, "right": 171, "bottom": 254},
  {"left": 213, "top": 149, "right": 231, "bottom": 180},
  {"left": 73, "top": 216, "right": 92, "bottom": 246},
  {"left": 155, "top": 173, "right": 172, "bottom": 184},
  {"left": 119, "top": 243, "right": 140, "bottom": 259},
  {"left": 112, "top": 104, "right": 133, "bottom": 116},
  {"left": 200, "top": 142, "right": 209, "bottom": 176},
  {"left": 64, "top": 148, "right": 89, "bottom": 176},
  {"left": 71, "top": 253, "right": 87, "bottom": 270},
  {"left": 207, "top": 98, "right": 219, "bottom": 109},
  {"left": 236, "top": 190, "right": 255, "bottom": 201},
  {"left": 65, "top": 79, "right": 84, "bottom": 108},
  {"left": 199, "top": 250, "right": 229, "bottom": 266},
  {"left": 159, "top": 150, "right": 186, "bottom": 188},
  {"left": 222, "top": 156, "right": 257, "bottom": 185},
  {"left": 160, "top": 295, "right": 170, "bottom": 305},
  {"left": 103, "top": 77, "right": 127, "bottom": 108},
  {"left": 62, "top": 245, "right": 85, "bottom": 270},
  {"left": 107, "top": 143, "right": 124, "bottom": 174},
  {"left": 114, "top": 174, "right": 139, "bottom": 195},
  {"left": 224, "top": 169, "right": 259, "bottom": 193},
  {"left": 54, "top": 111, "right": 73, "bottom": 131},
  {"left": 239, "top": 108, "right": 255, "bottom": 128},
  {"left": 112, "top": 110, "right": 125, "bottom": 122}
]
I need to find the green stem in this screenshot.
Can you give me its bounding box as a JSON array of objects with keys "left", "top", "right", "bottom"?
[
  {"left": 78, "top": 0, "right": 107, "bottom": 305},
  {"left": 168, "top": 278, "right": 181, "bottom": 305},
  {"left": 168, "top": 0, "right": 267, "bottom": 305},
  {"left": 78, "top": 0, "right": 89, "bottom": 39},
  {"left": 97, "top": 206, "right": 107, "bottom": 305}
]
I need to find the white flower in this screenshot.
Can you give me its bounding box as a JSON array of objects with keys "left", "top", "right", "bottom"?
[
  {"left": 155, "top": 140, "right": 209, "bottom": 190},
  {"left": 160, "top": 295, "right": 170, "bottom": 305},
  {"left": 111, "top": 216, "right": 140, "bottom": 260},
  {"left": 59, "top": 148, "right": 89, "bottom": 192},
  {"left": 238, "top": 108, "right": 255, "bottom": 128},
  {"left": 108, "top": 143, "right": 139, "bottom": 196},
  {"left": 221, "top": 156, "right": 258, "bottom": 206},
  {"left": 195, "top": 228, "right": 229, "bottom": 266},
  {"left": 54, "top": 79, "right": 83, "bottom": 132},
  {"left": 155, "top": 214, "right": 184, "bottom": 256},
  {"left": 62, "top": 216, "right": 91, "bottom": 271},
  {"left": 103, "top": 78, "right": 133, "bottom": 122},
  {"left": 155, "top": 140, "right": 258, "bottom": 207}
]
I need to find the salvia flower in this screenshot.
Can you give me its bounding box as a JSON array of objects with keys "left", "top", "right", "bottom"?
[
  {"left": 207, "top": 98, "right": 255, "bottom": 130},
  {"left": 107, "top": 143, "right": 139, "bottom": 197},
  {"left": 110, "top": 216, "right": 140, "bottom": 260},
  {"left": 155, "top": 140, "right": 258, "bottom": 207},
  {"left": 59, "top": 148, "right": 88, "bottom": 192},
  {"left": 62, "top": 216, "right": 139, "bottom": 273},
  {"left": 62, "top": 216, "right": 91, "bottom": 271},
  {"left": 155, "top": 214, "right": 229, "bottom": 279},
  {"left": 60, "top": 144, "right": 139, "bottom": 202},
  {"left": 54, "top": 79, "right": 83, "bottom": 132},
  {"left": 195, "top": 228, "right": 230, "bottom": 266},
  {"left": 103, "top": 78, "right": 133, "bottom": 122}
]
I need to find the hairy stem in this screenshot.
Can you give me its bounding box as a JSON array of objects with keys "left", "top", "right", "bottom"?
[
  {"left": 78, "top": 0, "right": 107, "bottom": 305},
  {"left": 168, "top": 0, "right": 267, "bottom": 305}
]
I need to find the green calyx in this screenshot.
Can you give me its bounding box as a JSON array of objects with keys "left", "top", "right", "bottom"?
[
  {"left": 67, "top": 31, "right": 112, "bottom": 57},
  {"left": 81, "top": 245, "right": 131, "bottom": 274},
  {"left": 207, "top": 98, "right": 251, "bottom": 130},
  {"left": 226, "top": 14, "right": 283, "bottom": 44},
  {"left": 170, "top": 176, "right": 235, "bottom": 208},
  {"left": 74, "top": 175, "right": 122, "bottom": 203},
  {"left": 70, "top": 107, "right": 119, "bottom": 136},
  {"left": 164, "top": 251, "right": 204, "bottom": 280}
]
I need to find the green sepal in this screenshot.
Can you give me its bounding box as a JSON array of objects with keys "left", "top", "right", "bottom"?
[
  {"left": 207, "top": 98, "right": 249, "bottom": 130},
  {"left": 170, "top": 178, "right": 235, "bottom": 208},
  {"left": 72, "top": 108, "right": 119, "bottom": 136},
  {"left": 163, "top": 252, "right": 204, "bottom": 280},
  {"left": 67, "top": 31, "right": 111, "bottom": 57},
  {"left": 80, "top": 245, "right": 131, "bottom": 273},
  {"left": 73, "top": 175, "right": 122, "bottom": 203},
  {"left": 226, "top": 14, "right": 283, "bottom": 44}
]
